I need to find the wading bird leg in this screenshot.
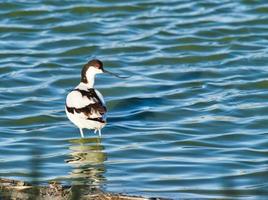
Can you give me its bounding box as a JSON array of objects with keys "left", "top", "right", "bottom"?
[{"left": 79, "top": 128, "right": 84, "bottom": 138}]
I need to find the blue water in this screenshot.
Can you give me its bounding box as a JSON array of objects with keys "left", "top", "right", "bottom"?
[{"left": 1, "top": 0, "right": 268, "bottom": 199}]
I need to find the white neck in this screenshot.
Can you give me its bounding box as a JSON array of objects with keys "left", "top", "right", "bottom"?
[
  {"left": 79, "top": 67, "right": 102, "bottom": 89},
  {"left": 85, "top": 73, "right": 95, "bottom": 88},
  {"left": 77, "top": 81, "right": 93, "bottom": 90}
]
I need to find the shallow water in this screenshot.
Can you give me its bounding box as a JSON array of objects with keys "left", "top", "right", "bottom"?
[{"left": 1, "top": 0, "right": 268, "bottom": 199}]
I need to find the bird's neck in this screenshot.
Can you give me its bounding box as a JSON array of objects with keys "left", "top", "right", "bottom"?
[
  {"left": 78, "top": 74, "right": 95, "bottom": 89},
  {"left": 85, "top": 73, "right": 95, "bottom": 88}
]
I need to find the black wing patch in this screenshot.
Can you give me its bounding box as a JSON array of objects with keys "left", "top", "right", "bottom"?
[
  {"left": 66, "top": 88, "right": 106, "bottom": 123},
  {"left": 66, "top": 103, "right": 106, "bottom": 115}
]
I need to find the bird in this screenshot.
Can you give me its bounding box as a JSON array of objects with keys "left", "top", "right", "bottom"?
[{"left": 65, "top": 59, "right": 121, "bottom": 138}]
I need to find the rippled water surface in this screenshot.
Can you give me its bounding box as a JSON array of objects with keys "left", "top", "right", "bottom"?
[{"left": 1, "top": 0, "right": 268, "bottom": 199}]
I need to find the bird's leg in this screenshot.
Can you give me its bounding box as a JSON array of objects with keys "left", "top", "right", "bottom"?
[
  {"left": 79, "top": 128, "right": 84, "bottom": 138},
  {"left": 98, "top": 129, "right": 102, "bottom": 137},
  {"left": 94, "top": 129, "right": 97, "bottom": 134}
]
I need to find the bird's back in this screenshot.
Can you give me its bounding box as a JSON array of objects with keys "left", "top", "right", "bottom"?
[{"left": 65, "top": 86, "right": 107, "bottom": 129}]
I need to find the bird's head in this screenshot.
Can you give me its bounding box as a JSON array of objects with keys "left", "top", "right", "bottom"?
[{"left": 81, "top": 59, "right": 123, "bottom": 84}]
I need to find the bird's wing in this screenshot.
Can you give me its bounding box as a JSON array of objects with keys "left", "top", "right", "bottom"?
[
  {"left": 94, "top": 89, "right": 105, "bottom": 105},
  {"left": 66, "top": 89, "right": 107, "bottom": 120}
]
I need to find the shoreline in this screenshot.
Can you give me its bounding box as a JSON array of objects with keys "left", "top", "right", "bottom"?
[{"left": 0, "top": 178, "right": 171, "bottom": 200}]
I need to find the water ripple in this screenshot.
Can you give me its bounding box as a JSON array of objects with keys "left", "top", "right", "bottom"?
[{"left": 0, "top": 0, "right": 268, "bottom": 199}]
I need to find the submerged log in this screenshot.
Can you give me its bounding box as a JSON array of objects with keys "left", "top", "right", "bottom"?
[{"left": 0, "top": 178, "right": 169, "bottom": 200}]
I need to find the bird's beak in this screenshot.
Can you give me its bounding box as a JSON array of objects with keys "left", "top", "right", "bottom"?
[{"left": 102, "top": 69, "right": 126, "bottom": 78}]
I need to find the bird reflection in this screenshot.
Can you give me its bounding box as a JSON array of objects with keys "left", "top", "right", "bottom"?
[{"left": 66, "top": 137, "right": 107, "bottom": 188}]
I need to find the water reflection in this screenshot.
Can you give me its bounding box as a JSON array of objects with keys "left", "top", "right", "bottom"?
[{"left": 66, "top": 138, "right": 107, "bottom": 188}]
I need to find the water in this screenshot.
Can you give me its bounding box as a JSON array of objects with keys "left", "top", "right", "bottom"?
[{"left": 0, "top": 0, "right": 268, "bottom": 199}]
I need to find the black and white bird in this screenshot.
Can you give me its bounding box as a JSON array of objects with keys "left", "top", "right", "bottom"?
[{"left": 65, "top": 59, "right": 121, "bottom": 138}]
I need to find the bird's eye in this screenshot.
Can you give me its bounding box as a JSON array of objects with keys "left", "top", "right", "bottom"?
[{"left": 96, "top": 65, "right": 103, "bottom": 70}]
